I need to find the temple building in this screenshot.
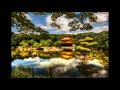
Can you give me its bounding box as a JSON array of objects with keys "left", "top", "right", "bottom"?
[{"left": 61, "top": 36, "right": 75, "bottom": 59}]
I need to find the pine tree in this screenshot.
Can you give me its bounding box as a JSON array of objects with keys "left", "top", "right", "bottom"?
[{"left": 76, "top": 37, "right": 98, "bottom": 58}]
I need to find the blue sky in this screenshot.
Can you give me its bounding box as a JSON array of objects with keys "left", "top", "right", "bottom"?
[{"left": 11, "top": 12, "right": 109, "bottom": 34}]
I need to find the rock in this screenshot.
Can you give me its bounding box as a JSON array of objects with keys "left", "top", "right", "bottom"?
[
  {"left": 79, "top": 56, "right": 85, "bottom": 60},
  {"left": 87, "top": 59, "right": 104, "bottom": 68},
  {"left": 84, "top": 55, "right": 93, "bottom": 60},
  {"left": 91, "top": 69, "right": 108, "bottom": 78},
  {"left": 99, "top": 69, "right": 107, "bottom": 74}
]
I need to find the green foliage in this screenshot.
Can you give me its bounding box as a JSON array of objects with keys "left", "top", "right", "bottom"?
[
  {"left": 11, "top": 67, "right": 51, "bottom": 78},
  {"left": 89, "top": 42, "right": 98, "bottom": 46},
  {"left": 11, "top": 12, "right": 97, "bottom": 33},
  {"left": 80, "top": 37, "right": 93, "bottom": 41},
  {"left": 40, "top": 39, "right": 46, "bottom": 46},
  {"left": 33, "top": 42, "right": 40, "bottom": 47},
  {"left": 80, "top": 42, "right": 89, "bottom": 45},
  {"left": 11, "top": 31, "right": 109, "bottom": 67},
  {"left": 77, "top": 37, "right": 98, "bottom": 55},
  {"left": 39, "top": 53, "right": 50, "bottom": 59},
  {"left": 19, "top": 51, "right": 29, "bottom": 58},
  {"left": 77, "top": 63, "right": 98, "bottom": 77},
  {"left": 54, "top": 41, "right": 60, "bottom": 46},
  {"left": 11, "top": 30, "right": 109, "bottom": 77},
  {"left": 11, "top": 31, "right": 108, "bottom": 50},
  {"left": 89, "top": 50, "right": 109, "bottom": 69},
  {"left": 11, "top": 51, "right": 17, "bottom": 59},
  {"left": 27, "top": 39, "right": 37, "bottom": 46},
  {"left": 76, "top": 46, "right": 91, "bottom": 51},
  {"left": 40, "top": 33, "right": 51, "bottom": 40},
  {"left": 11, "top": 12, "right": 37, "bottom": 33},
  {"left": 80, "top": 41, "right": 98, "bottom": 46},
  {"left": 19, "top": 40, "right": 29, "bottom": 47},
  {"left": 11, "top": 68, "right": 32, "bottom": 78},
  {"left": 45, "top": 39, "right": 53, "bottom": 46}
]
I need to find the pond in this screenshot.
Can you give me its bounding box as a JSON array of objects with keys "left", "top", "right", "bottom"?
[
  {"left": 12, "top": 57, "right": 81, "bottom": 77},
  {"left": 11, "top": 51, "right": 108, "bottom": 78}
]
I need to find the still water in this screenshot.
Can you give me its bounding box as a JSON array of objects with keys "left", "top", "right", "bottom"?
[
  {"left": 11, "top": 55, "right": 108, "bottom": 78},
  {"left": 11, "top": 57, "right": 82, "bottom": 77}
]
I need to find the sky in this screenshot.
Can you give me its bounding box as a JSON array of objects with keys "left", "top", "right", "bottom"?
[{"left": 12, "top": 12, "right": 109, "bottom": 34}]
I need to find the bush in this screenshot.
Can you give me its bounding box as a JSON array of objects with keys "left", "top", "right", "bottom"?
[
  {"left": 39, "top": 53, "right": 50, "bottom": 59},
  {"left": 19, "top": 51, "right": 29, "bottom": 58},
  {"left": 11, "top": 50, "right": 22, "bottom": 60},
  {"left": 11, "top": 67, "right": 52, "bottom": 78},
  {"left": 11, "top": 51, "right": 17, "bottom": 58},
  {"left": 76, "top": 62, "right": 98, "bottom": 77},
  {"left": 11, "top": 67, "right": 32, "bottom": 78},
  {"left": 89, "top": 50, "right": 109, "bottom": 69}
]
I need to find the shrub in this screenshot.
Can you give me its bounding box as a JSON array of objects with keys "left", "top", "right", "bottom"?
[
  {"left": 11, "top": 67, "right": 52, "bottom": 78},
  {"left": 19, "top": 51, "right": 29, "bottom": 58},
  {"left": 11, "top": 67, "right": 32, "bottom": 78},
  {"left": 89, "top": 50, "right": 109, "bottom": 69}
]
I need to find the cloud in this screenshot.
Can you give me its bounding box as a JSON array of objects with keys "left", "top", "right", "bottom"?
[
  {"left": 55, "top": 14, "right": 73, "bottom": 31},
  {"left": 64, "top": 29, "right": 93, "bottom": 34},
  {"left": 89, "top": 25, "right": 108, "bottom": 33},
  {"left": 84, "top": 18, "right": 95, "bottom": 25},
  {"left": 36, "top": 14, "right": 74, "bottom": 33},
  {"left": 36, "top": 13, "right": 109, "bottom": 34},
  {"left": 36, "top": 23, "right": 52, "bottom": 30},
  {"left": 36, "top": 14, "right": 57, "bottom": 30},
  {"left": 95, "top": 12, "right": 108, "bottom": 22},
  {"left": 48, "top": 29, "right": 64, "bottom": 34},
  {"left": 37, "top": 14, "right": 73, "bottom": 31},
  {"left": 64, "top": 25, "right": 109, "bottom": 34},
  {"left": 24, "top": 14, "right": 33, "bottom": 20},
  {"left": 84, "top": 12, "right": 109, "bottom": 25},
  {"left": 84, "top": 18, "right": 90, "bottom": 23},
  {"left": 46, "top": 14, "right": 54, "bottom": 26}
]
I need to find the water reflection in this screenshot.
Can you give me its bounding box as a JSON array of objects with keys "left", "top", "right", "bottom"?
[
  {"left": 11, "top": 57, "right": 80, "bottom": 77},
  {"left": 11, "top": 51, "right": 108, "bottom": 78}
]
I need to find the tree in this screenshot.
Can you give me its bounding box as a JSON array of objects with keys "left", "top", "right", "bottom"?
[
  {"left": 39, "top": 39, "right": 46, "bottom": 46},
  {"left": 11, "top": 33, "right": 23, "bottom": 47},
  {"left": 39, "top": 33, "right": 51, "bottom": 40},
  {"left": 94, "top": 31, "right": 109, "bottom": 50},
  {"left": 11, "top": 12, "right": 98, "bottom": 33},
  {"left": 53, "top": 41, "right": 60, "bottom": 46},
  {"left": 19, "top": 40, "right": 29, "bottom": 47},
  {"left": 33, "top": 42, "right": 40, "bottom": 47},
  {"left": 100, "top": 32, "right": 109, "bottom": 50},
  {"left": 11, "top": 12, "right": 36, "bottom": 32},
  {"left": 11, "top": 31, "right": 15, "bottom": 36},
  {"left": 76, "top": 37, "right": 98, "bottom": 56},
  {"left": 27, "top": 39, "right": 37, "bottom": 46},
  {"left": 44, "top": 39, "right": 53, "bottom": 46}
]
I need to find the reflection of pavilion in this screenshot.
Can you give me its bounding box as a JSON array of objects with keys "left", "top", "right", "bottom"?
[{"left": 61, "top": 36, "right": 75, "bottom": 59}]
